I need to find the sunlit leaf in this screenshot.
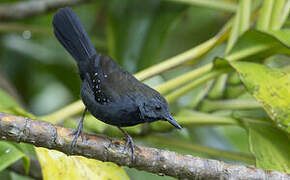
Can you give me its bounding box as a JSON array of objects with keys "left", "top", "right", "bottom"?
[
  {"left": 35, "top": 148, "right": 129, "bottom": 180},
  {"left": 266, "top": 29, "right": 290, "bottom": 46},
  {"left": 231, "top": 61, "right": 290, "bottom": 133}
]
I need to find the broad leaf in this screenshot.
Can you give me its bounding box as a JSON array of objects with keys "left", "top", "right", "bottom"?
[
  {"left": 231, "top": 61, "right": 290, "bottom": 133},
  {"left": 0, "top": 141, "right": 30, "bottom": 173},
  {"left": 36, "top": 147, "right": 129, "bottom": 180},
  {"left": 0, "top": 89, "right": 31, "bottom": 173},
  {"left": 0, "top": 170, "right": 34, "bottom": 180},
  {"left": 0, "top": 89, "right": 20, "bottom": 110},
  {"left": 227, "top": 30, "right": 290, "bottom": 61},
  {"left": 219, "top": 126, "right": 250, "bottom": 154},
  {"left": 248, "top": 123, "right": 290, "bottom": 173},
  {"left": 266, "top": 29, "right": 290, "bottom": 46},
  {"left": 0, "top": 89, "right": 35, "bottom": 118}
]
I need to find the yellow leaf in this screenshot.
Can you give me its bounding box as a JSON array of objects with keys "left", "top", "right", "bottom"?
[{"left": 35, "top": 147, "right": 129, "bottom": 180}]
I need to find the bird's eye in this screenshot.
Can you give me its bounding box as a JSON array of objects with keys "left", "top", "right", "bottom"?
[{"left": 155, "top": 105, "right": 161, "bottom": 110}]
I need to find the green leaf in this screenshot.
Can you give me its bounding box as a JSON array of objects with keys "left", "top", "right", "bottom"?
[
  {"left": 0, "top": 89, "right": 20, "bottom": 110},
  {"left": 266, "top": 29, "right": 290, "bottom": 47},
  {"left": 220, "top": 126, "right": 250, "bottom": 154},
  {"left": 107, "top": 0, "right": 185, "bottom": 72},
  {"left": 0, "top": 89, "right": 33, "bottom": 173},
  {"left": 248, "top": 123, "right": 290, "bottom": 173},
  {"left": 231, "top": 61, "right": 290, "bottom": 133},
  {"left": 213, "top": 57, "right": 232, "bottom": 69},
  {"left": 9, "top": 171, "right": 34, "bottom": 180},
  {"left": 0, "top": 89, "right": 35, "bottom": 118},
  {"left": 0, "top": 141, "right": 30, "bottom": 174},
  {"left": 35, "top": 147, "right": 129, "bottom": 180},
  {"left": 227, "top": 30, "right": 290, "bottom": 62},
  {"left": 178, "top": 30, "right": 290, "bottom": 103}
]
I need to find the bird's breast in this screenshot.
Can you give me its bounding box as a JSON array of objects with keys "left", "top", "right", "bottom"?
[{"left": 81, "top": 84, "right": 144, "bottom": 127}]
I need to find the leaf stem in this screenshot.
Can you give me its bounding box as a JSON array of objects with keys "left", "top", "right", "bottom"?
[
  {"left": 269, "top": 0, "right": 285, "bottom": 30},
  {"left": 199, "top": 99, "right": 261, "bottom": 112},
  {"left": 156, "top": 63, "right": 213, "bottom": 94},
  {"left": 163, "top": 0, "right": 237, "bottom": 12},
  {"left": 134, "top": 21, "right": 231, "bottom": 81},
  {"left": 280, "top": 1, "right": 290, "bottom": 28},
  {"left": 256, "top": 0, "right": 274, "bottom": 31},
  {"left": 239, "top": 0, "right": 251, "bottom": 34},
  {"left": 147, "top": 135, "right": 255, "bottom": 164},
  {"left": 225, "top": 11, "right": 240, "bottom": 54},
  {"left": 207, "top": 74, "right": 228, "bottom": 99},
  {"left": 165, "top": 69, "right": 229, "bottom": 104}
]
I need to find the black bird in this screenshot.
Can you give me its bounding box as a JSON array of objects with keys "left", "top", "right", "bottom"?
[{"left": 52, "top": 7, "right": 181, "bottom": 160}]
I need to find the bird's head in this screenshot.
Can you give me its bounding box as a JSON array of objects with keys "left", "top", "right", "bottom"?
[{"left": 138, "top": 96, "right": 182, "bottom": 129}]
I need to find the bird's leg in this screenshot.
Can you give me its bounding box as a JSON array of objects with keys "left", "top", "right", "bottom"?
[
  {"left": 118, "top": 127, "right": 135, "bottom": 162},
  {"left": 71, "top": 107, "right": 87, "bottom": 148}
]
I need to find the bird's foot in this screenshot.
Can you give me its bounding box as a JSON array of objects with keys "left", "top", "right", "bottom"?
[
  {"left": 70, "top": 122, "right": 84, "bottom": 149},
  {"left": 69, "top": 108, "right": 87, "bottom": 150},
  {"left": 124, "top": 135, "right": 135, "bottom": 162},
  {"left": 118, "top": 127, "right": 135, "bottom": 162}
]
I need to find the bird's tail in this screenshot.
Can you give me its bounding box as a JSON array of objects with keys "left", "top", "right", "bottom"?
[{"left": 52, "top": 8, "right": 96, "bottom": 69}]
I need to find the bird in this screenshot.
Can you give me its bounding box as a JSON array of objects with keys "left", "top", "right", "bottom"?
[{"left": 52, "top": 7, "right": 181, "bottom": 160}]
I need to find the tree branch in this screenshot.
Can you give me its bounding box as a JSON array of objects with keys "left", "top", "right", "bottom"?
[
  {"left": 0, "top": 0, "right": 93, "bottom": 21},
  {"left": 0, "top": 112, "right": 288, "bottom": 179}
]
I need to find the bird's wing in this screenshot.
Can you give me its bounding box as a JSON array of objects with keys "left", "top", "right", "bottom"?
[{"left": 87, "top": 54, "right": 156, "bottom": 103}]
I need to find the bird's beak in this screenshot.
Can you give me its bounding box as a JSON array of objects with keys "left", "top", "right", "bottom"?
[{"left": 165, "top": 115, "right": 182, "bottom": 129}]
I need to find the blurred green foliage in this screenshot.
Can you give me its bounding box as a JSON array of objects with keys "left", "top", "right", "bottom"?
[{"left": 0, "top": 0, "right": 289, "bottom": 179}]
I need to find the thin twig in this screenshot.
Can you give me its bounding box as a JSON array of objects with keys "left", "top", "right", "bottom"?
[
  {"left": 0, "top": 112, "right": 288, "bottom": 179},
  {"left": 0, "top": 0, "right": 93, "bottom": 21}
]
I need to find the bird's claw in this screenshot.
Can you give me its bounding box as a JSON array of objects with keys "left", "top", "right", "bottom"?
[
  {"left": 118, "top": 127, "right": 135, "bottom": 162},
  {"left": 69, "top": 108, "right": 87, "bottom": 150},
  {"left": 70, "top": 122, "right": 84, "bottom": 149},
  {"left": 124, "top": 135, "right": 135, "bottom": 162}
]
